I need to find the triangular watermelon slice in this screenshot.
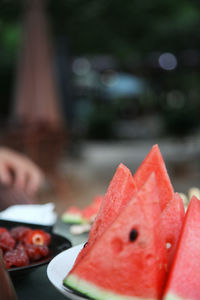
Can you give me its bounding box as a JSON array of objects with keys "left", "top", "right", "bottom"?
[
  {"left": 75, "top": 163, "right": 137, "bottom": 264},
  {"left": 133, "top": 144, "right": 174, "bottom": 211},
  {"left": 64, "top": 174, "right": 168, "bottom": 300},
  {"left": 163, "top": 196, "right": 200, "bottom": 300},
  {"left": 161, "top": 192, "right": 185, "bottom": 270}
]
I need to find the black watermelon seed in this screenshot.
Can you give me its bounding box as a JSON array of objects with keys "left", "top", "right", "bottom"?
[
  {"left": 129, "top": 229, "right": 138, "bottom": 242},
  {"left": 84, "top": 242, "right": 88, "bottom": 248}
]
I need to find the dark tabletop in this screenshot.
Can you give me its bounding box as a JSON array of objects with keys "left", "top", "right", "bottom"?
[{"left": 12, "top": 219, "right": 89, "bottom": 300}]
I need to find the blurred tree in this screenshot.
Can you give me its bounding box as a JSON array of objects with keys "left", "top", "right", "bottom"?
[
  {"left": 48, "top": 0, "right": 200, "bottom": 59},
  {"left": 0, "top": 0, "right": 200, "bottom": 137},
  {"left": 0, "top": 0, "right": 200, "bottom": 59}
]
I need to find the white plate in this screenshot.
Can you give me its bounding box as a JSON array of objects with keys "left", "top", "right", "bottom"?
[{"left": 47, "top": 243, "right": 88, "bottom": 299}]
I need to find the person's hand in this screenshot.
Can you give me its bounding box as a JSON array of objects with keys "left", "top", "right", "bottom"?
[{"left": 0, "top": 148, "right": 43, "bottom": 196}]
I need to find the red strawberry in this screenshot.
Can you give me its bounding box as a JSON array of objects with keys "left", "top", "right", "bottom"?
[
  {"left": 25, "top": 244, "right": 50, "bottom": 261},
  {"left": 24, "top": 230, "right": 51, "bottom": 246},
  {"left": 0, "top": 231, "right": 16, "bottom": 252},
  {"left": 10, "top": 226, "right": 32, "bottom": 242},
  {"left": 4, "top": 248, "right": 29, "bottom": 269},
  {"left": 0, "top": 228, "right": 8, "bottom": 234}
]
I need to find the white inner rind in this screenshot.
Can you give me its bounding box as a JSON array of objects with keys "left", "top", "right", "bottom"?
[
  {"left": 64, "top": 274, "right": 157, "bottom": 300},
  {"left": 163, "top": 292, "right": 186, "bottom": 300},
  {"left": 61, "top": 213, "right": 85, "bottom": 224}
]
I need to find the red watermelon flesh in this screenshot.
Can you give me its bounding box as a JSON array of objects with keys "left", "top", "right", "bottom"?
[
  {"left": 133, "top": 144, "right": 174, "bottom": 211},
  {"left": 82, "top": 195, "right": 103, "bottom": 222},
  {"left": 163, "top": 196, "right": 200, "bottom": 300},
  {"left": 64, "top": 174, "right": 167, "bottom": 300},
  {"left": 161, "top": 192, "right": 185, "bottom": 271},
  {"left": 73, "top": 163, "right": 137, "bottom": 265}
]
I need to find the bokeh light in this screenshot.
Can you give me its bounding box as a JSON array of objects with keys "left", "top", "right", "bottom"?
[
  {"left": 72, "top": 57, "right": 91, "bottom": 76},
  {"left": 158, "top": 53, "right": 177, "bottom": 71}
]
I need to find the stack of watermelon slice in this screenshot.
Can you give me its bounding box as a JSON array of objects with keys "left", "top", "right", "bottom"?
[{"left": 63, "top": 145, "right": 199, "bottom": 300}]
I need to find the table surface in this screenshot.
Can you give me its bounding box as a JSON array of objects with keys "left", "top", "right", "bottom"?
[{"left": 12, "top": 219, "right": 89, "bottom": 300}]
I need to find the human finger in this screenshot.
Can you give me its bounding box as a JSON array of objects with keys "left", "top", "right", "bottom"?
[
  {"left": 0, "top": 164, "right": 13, "bottom": 186},
  {"left": 12, "top": 164, "right": 28, "bottom": 191},
  {"left": 25, "top": 167, "right": 43, "bottom": 196}
]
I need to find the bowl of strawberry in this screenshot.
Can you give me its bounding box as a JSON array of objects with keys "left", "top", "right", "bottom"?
[{"left": 0, "top": 224, "right": 71, "bottom": 276}]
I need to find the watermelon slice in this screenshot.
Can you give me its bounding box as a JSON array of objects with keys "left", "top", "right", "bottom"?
[
  {"left": 161, "top": 192, "right": 185, "bottom": 270},
  {"left": 61, "top": 206, "right": 83, "bottom": 224},
  {"left": 163, "top": 196, "right": 200, "bottom": 300},
  {"left": 74, "top": 163, "right": 137, "bottom": 264},
  {"left": 82, "top": 196, "right": 103, "bottom": 223},
  {"left": 75, "top": 145, "right": 174, "bottom": 265},
  {"left": 64, "top": 174, "right": 168, "bottom": 300},
  {"left": 133, "top": 144, "right": 174, "bottom": 211},
  {"left": 61, "top": 196, "right": 103, "bottom": 224}
]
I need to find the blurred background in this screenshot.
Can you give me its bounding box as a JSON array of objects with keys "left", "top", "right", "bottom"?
[{"left": 0, "top": 0, "right": 200, "bottom": 213}]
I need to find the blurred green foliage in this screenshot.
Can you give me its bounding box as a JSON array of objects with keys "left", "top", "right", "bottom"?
[
  {"left": 48, "top": 0, "right": 200, "bottom": 58},
  {"left": 0, "top": 0, "right": 200, "bottom": 58},
  {"left": 0, "top": 0, "right": 200, "bottom": 136}
]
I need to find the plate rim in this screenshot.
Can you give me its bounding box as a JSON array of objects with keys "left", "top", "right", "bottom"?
[{"left": 47, "top": 243, "right": 84, "bottom": 299}]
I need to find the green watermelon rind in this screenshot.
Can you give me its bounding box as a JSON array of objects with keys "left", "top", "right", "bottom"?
[
  {"left": 163, "top": 293, "right": 184, "bottom": 300},
  {"left": 64, "top": 274, "right": 156, "bottom": 300},
  {"left": 61, "top": 213, "right": 87, "bottom": 224}
]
